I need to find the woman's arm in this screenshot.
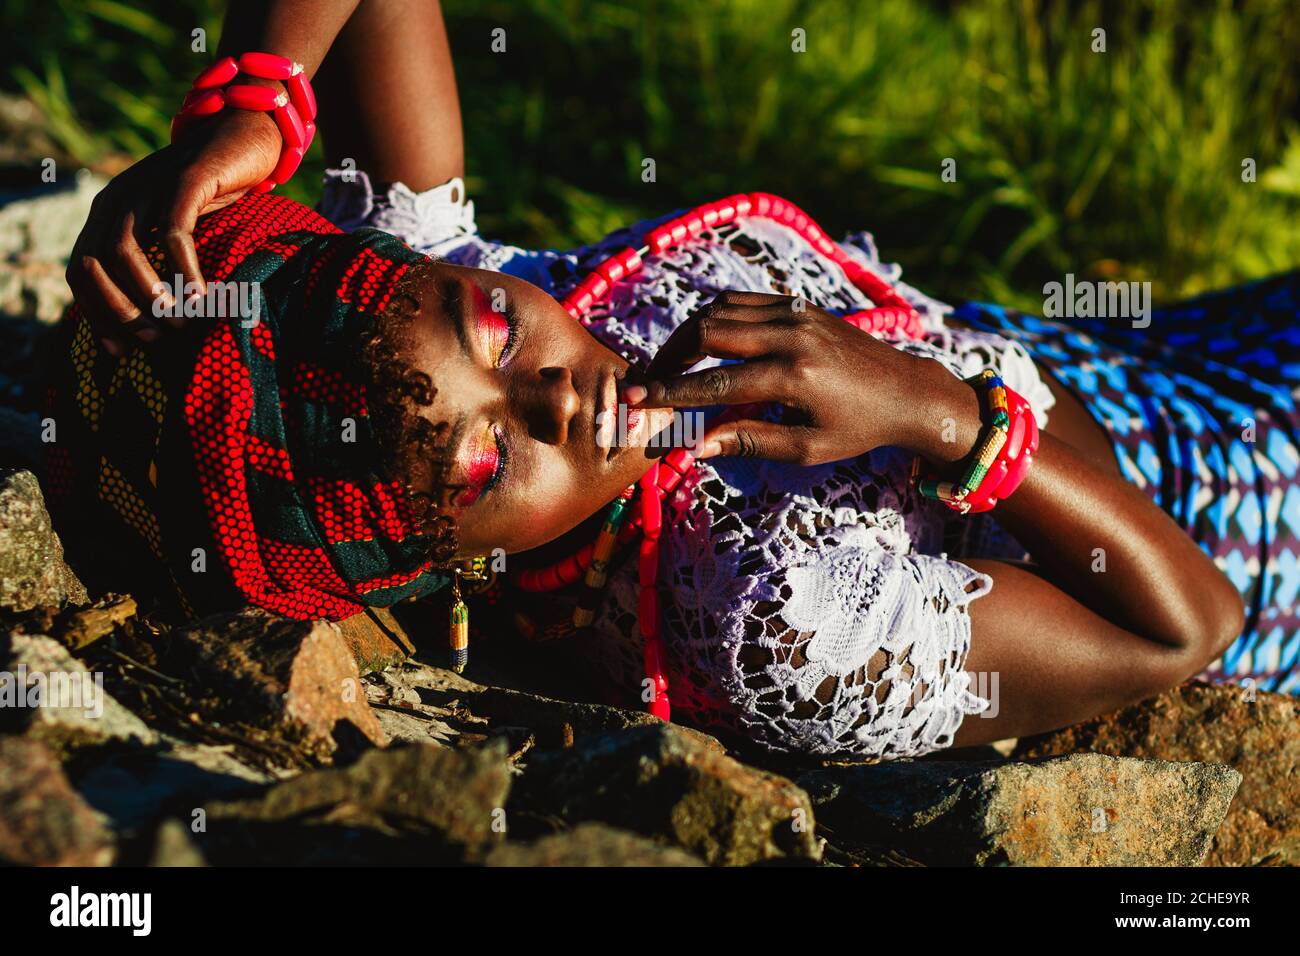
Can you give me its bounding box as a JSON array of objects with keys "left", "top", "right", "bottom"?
[
  {"left": 67, "top": 0, "right": 463, "bottom": 352},
  {"left": 311, "top": 0, "right": 463, "bottom": 189},
  {"left": 909, "top": 364, "right": 1244, "bottom": 744},
  {"left": 631, "top": 291, "right": 1245, "bottom": 742},
  {"left": 222, "top": 0, "right": 463, "bottom": 188}
]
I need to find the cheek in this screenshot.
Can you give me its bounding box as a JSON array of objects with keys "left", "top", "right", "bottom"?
[{"left": 460, "top": 450, "right": 625, "bottom": 554}]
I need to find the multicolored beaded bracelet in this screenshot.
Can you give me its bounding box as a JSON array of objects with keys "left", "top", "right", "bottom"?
[
  {"left": 170, "top": 52, "right": 318, "bottom": 193},
  {"left": 915, "top": 369, "right": 1039, "bottom": 514}
]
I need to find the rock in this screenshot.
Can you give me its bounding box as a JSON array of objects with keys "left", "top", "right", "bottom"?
[
  {"left": 485, "top": 822, "right": 705, "bottom": 867},
  {"left": 164, "top": 608, "right": 388, "bottom": 754},
  {"left": 0, "top": 167, "right": 104, "bottom": 324},
  {"left": 146, "top": 819, "right": 207, "bottom": 867},
  {"left": 67, "top": 737, "right": 274, "bottom": 837},
  {"left": 472, "top": 684, "right": 727, "bottom": 753},
  {"left": 799, "top": 753, "right": 1240, "bottom": 866},
  {"left": 200, "top": 740, "right": 512, "bottom": 864},
  {"left": 0, "top": 632, "right": 158, "bottom": 754},
  {"left": 1013, "top": 681, "right": 1300, "bottom": 866},
  {"left": 335, "top": 606, "right": 413, "bottom": 673},
  {"left": 0, "top": 469, "right": 88, "bottom": 612},
  {"left": 0, "top": 737, "right": 114, "bottom": 866},
  {"left": 512, "top": 723, "right": 821, "bottom": 866}
]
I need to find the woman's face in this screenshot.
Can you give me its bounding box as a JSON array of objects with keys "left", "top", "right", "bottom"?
[{"left": 394, "top": 262, "right": 676, "bottom": 557}]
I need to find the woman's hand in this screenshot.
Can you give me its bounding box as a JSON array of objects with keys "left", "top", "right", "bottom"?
[
  {"left": 65, "top": 107, "right": 282, "bottom": 355},
  {"left": 625, "top": 290, "right": 974, "bottom": 464}
]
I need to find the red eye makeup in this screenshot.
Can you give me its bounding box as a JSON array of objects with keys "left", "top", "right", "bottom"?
[
  {"left": 458, "top": 423, "right": 508, "bottom": 507},
  {"left": 472, "top": 283, "right": 515, "bottom": 366}
]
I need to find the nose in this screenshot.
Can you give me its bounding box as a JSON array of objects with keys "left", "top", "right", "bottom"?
[{"left": 520, "top": 366, "right": 581, "bottom": 445}]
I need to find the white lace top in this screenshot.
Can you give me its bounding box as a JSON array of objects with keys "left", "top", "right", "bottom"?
[{"left": 320, "top": 171, "right": 1056, "bottom": 760}]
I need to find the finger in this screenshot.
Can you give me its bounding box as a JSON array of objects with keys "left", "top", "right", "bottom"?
[
  {"left": 65, "top": 206, "right": 124, "bottom": 337},
  {"left": 642, "top": 304, "right": 795, "bottom": 384},
  {"left": 66, "top": 238, "right": 130, "bottom": 356},
  {"left": 640, "top": 359, "right": 789, "bottom": 409},
  {"left": 695, "top": 419, "right": 816, "bottom": 463},
  {"left": 711, "top": 290, "right": 799, "bottom": 308},
  {"left": 160, "top": 176, "right": 210, "bottom": 324},
  {"left": 81, "top": 255, "right": 156, "bottom": 349},
  {"left": 111, "top": 208, "right": 172, "bottom": 325}
]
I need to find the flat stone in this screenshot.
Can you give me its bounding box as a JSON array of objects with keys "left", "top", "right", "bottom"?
[
  {"left": 1014, "top": 680, "right": 1300, "bottom": 865},
  {"left": 513, "top": 723, "right": 821, "bottom": 866},
  {"left": 485, "top": 822, "right": 705, "bottom": 867},
  {"left": 164, "top": 608, "right": 388, "bottom": 754},
  {"left": 335, "top": 606, "right": 413, "bottom": 674},
  {"left": 0, "top": 469, "right": 88, "bottom": 613},
  {"left": 67, "top": 738, "right": 274, "bottom": 836},
  {"left": 0, "top": 737, "right": 114, "bottom": 866},
  {"left": 800, "top": 752, "right": 1240, "bottom": 866},
  {"left": 0, "top": 632, "right": 158, "bottom": 754},
  {"left": 201, "top": 739, "right": 512, "bottom": 864},
  {"left": 472, "top": 684, "right": 727, "bottom": 753}
]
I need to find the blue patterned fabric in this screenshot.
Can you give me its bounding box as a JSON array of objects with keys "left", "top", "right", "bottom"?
[{"left": 954, "top": 271, "right": 1300, "bottom": 695}]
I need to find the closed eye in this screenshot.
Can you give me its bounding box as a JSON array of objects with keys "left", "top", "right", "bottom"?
[
  {"left": 472, "top": 284, "right": 518, "bottom": 367},
  {"left": 460, "top": 423, "right": 508, "bottom": 506}
]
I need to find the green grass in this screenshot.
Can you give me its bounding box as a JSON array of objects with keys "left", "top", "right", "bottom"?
[{"left": 5, "top": 0, "right": 1299, "bottom": 309}]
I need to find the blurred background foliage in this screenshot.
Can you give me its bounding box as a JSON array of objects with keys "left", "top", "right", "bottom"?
[{"left": 3, "top": 0, "right": 1299, "bottom": 310}]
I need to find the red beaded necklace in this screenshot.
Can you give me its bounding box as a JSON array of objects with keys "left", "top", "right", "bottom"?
[{"left": 514, "top": 192, "right": 925, "bottom": 721}]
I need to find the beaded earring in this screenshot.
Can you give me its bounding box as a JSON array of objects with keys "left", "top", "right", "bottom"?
[{"left": 449, "top": 556, "right": 488, "bottom": 673}]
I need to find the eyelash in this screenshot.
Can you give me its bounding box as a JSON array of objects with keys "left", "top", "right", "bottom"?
[
  {"left": 495, "top": 304, "right": 519, "bottom": 366},
  {"left": 484, "top": 426, "right": 509, "bottom": 494}
]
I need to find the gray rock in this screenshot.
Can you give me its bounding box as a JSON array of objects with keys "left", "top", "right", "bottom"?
[
  {"left": 0, "top": 168, "right": 105, "bottom": 324},
  {"left": 68, "top": 738, "right": 275, "bottom": 836},
  {"left": 0, "top": 469, "right": 88, "bottom": 612},
  {"left": 800, "top": 752, "right": 1241, "bottom": 866},
  {"left": 486, "top": 822, "right": 705, "bottom": 867},
  {"left": 513, "top": 723, "right": 821, "bottom": 866},
  {"left": 0, "top": 633, "right": 158, "bottom": 754},
  {"left": 0, "top": 736, "right": 114, "bottom": 866}
]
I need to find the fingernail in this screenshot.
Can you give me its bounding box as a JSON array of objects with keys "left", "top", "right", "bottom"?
[
  {"left": 101, "top": 338, "right": 123, "bottom": 357},
  {"left": 137, "top": 326, "right": 160, "bottom": 343},
  {"left": 621, "top": 384, "right": 647, "bottom": 405},
  {"left": 697, "top": 439, "right": 722, "bottom": 459}
]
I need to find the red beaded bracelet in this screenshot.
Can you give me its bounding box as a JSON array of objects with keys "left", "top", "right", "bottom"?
[{"left": 170, "top": 52, "right": 318, "bottom": 193}]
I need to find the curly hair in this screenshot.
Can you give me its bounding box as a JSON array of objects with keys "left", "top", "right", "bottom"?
[{"left": 359, "top": 266, "right": 462, "bottom": 567}]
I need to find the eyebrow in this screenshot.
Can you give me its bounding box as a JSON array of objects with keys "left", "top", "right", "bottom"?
[
  {"left": 444, "top": 412, "right": 469, "bottom": 492},
  {"left": 445, "top": 278, "right": 472, "bottom": 358}
]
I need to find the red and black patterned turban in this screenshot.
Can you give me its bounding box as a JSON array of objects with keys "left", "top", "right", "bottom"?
[{"left": 45, "top": 193, "right": 450, "bottom": 620}]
